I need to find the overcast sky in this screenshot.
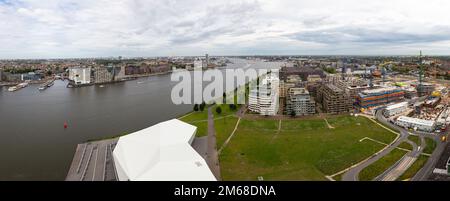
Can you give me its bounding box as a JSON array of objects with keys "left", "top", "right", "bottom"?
[{"left": 1, "top": 0, "right": 450, "bottom": 59}]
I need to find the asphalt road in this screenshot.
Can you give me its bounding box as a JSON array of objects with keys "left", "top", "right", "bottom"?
[{"left": 342, "top": 110, "right": 409, "bottom": 181}]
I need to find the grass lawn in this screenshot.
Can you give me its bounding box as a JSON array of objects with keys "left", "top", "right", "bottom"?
[
  {"left": 179, "top": 110, "right": 209, "bottom": 137},
  {"left": 408, "top": 135, "right": 420, "bottom": 146},
  {"left": 359, "top": 148, "right": 408, "bottom": 181},
  {"left": 332, "top": 172, "right": 345, "bottom": 181},
  {"left": 179, "top": 110, "right": 209, "bottom": 122},
  {"left": 213, "top": 104, "right": 241, "bottom": 117},
  {"left": 220, "top": 115, "right": 397, "bottom": 180},
  {"left": 423, "top": 137, "right": 437, "bottom": 154},
  {"left": 398, "top": 142, "right": 413, "bottom": 150},
  {"left": 397, "top": 155, "right": 429, "bottom": 181},
  {"left": 215, "top": 116, "right": 239, "bottom": 148}
]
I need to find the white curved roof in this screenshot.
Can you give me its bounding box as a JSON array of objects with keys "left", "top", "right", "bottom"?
[{"left": 113, "top": 119, "right": 216, "bottom": 181}]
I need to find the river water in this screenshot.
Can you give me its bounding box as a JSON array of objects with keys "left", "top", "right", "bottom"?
[{"left": 0, "top": 58, "right": 284, "bottom": 180}]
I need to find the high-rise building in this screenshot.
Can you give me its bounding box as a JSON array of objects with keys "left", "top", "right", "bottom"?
[
  {"left": 285, "top": 88, "right": 316, "bottom": 116},
  {"left": 248, "top": 75, "right": 280, "bottom": 116},
  {"left": 69, "top": 67, "right": 91, "bottom": 85}
]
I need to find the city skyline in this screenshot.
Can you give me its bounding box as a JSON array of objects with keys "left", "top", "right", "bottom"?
[{"left": 1, "top": 0, "right": 450, "bottom": 59}]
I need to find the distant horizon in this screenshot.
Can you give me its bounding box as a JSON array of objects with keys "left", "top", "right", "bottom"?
[{"left": 1, "top": 53, "right": 450, "bottom": 61}]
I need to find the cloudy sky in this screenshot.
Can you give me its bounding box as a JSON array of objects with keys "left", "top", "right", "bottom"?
[{"left": 1, "top": 0, "right": 450, "bottom": 59}]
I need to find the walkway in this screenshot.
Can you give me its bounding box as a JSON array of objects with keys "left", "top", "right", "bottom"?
[{"left": 207, "top": 106, "right": 222, "bottom": 181}]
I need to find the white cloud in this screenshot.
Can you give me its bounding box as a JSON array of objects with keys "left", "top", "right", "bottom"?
[{"left": 1, "top": 0, "right": 450, "bottom": 58}]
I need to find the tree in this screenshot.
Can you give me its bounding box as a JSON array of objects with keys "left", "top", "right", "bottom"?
[
  {"left": 290, "top": 110, "right": 296, "bottom": 117},
  {"left": 193, "top": 104, "right": 199, "bottom": 112},
  {"left": 200, "top": 101, "right": 206, "bottom": 111},
  {"left": 223, "top": 92, "right": 227, "bottom": 103},
  {"left": 323, "top": 67, "right": 336, "bottom": 74},
  {"left": 216, "top": 106, "right": 222, "bottom": 114}
]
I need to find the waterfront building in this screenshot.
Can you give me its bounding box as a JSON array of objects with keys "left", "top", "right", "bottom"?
[
  {"left": 94, "top": 67, "right": 114, "bottom": 84},
  {"left": 356, "top": 87, "right": 405, "bottom": 108},
  {"left": 21, "top": 72, "right": 43, "bottom": 81},
  {"left": 383, "top": 102, "right": 408, "bottom": 117},
  {"left": 113, "top": 119, "right": 216, "bottom": 181},
  {"left": 248, "top": 75, "right": 280, "bottom": 116},
  {"left": 285, "top": 88, "right": 316, "bottom": 116},
  {"left": 395, "top": 116, "right": 435, "bottom": 132},
  {"left": 68, "top": 67, "right": 91, "bottom": 85}
]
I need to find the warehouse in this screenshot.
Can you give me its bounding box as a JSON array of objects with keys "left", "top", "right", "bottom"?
[
  {"left": 383, "top": 102, "right": 408, "bottom": 117},
  {"left": 395, "top": 116, "right": 435, "bottom": 132}
]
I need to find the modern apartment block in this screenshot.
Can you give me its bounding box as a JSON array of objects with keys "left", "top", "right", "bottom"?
[
  {"left": 285, "top": 88, "right": 316, "bottom": 116},
  {"left": 94, "top": 67, "right": 114, "bottom": 84},
  {"left": 318, "top": 84, "right": 352, "bottom": 114},
  {"left": 248, "top": 75, "right": 280, "bottom": 116},
  {"left": 68, "top": 67, "right": 91, "bottom": 85}
]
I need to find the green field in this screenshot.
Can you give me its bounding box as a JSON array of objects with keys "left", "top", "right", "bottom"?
[
  {"left": 423, "top": 137, "right": 437, "bottom": 154},
  {"left": 398, "top": 142, "right": 413, "bottom": 150},
  {"left": 359, "top": 148, "right": 407, "bottom": 181},
  {"left": 220, "top": 115, "right": 398, "bottom": 180},
  {"left": 179, "top": 110, "right": 209, "bottom": 137},
  {"left": 397, "top": 155, "right": 429, "bottom": 181},
  {"left": 408, "top": 135, "right": 420, "bottom": 146},
  {"left": 215, "top": 116, "right": 239, "bottom": 148}
]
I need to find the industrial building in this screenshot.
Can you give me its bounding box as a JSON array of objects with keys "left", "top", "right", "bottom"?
[
  {"left": 68, "top": 67, "right": 91, "bottom": 85},
  {"left": 285, "top": 88, "right": 316, "bottom": 116},
  {"left": 357, "top": 87, "right": 405, "bottom": 108},
  {"left": 113, "top": 119, "right": 216, "bottom": 181},
  {"left": 383, "top": 102, "right": 408, "bottom": 117},
  {"left": 317, "top": 84, "right": 352, "bottom": 114},
  {"left": 248, "top": 75, "right": 280, "bottom": 116},
  {"left": 395, "top": 116, "right": 435, "bottom": 132}
]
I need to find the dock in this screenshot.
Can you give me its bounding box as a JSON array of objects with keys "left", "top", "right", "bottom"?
[{"left": 65, "top": 138, "right": 119, "bottom": 181}]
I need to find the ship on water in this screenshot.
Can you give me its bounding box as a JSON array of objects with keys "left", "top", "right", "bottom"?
[
  {"left": 38, "top": 79, "right": 55, "bottom": 91},
  {"left": 8, "top": 82, "right": 29, "bottom": 92}
]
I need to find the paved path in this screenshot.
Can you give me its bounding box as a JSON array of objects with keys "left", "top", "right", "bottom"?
[
  {"left": 341, "top": 111, "right": 406, "bottom": 181},
  {"left": 217, "top": 105, "right": 246, "bottom": 154},
  {"left": 412, "top": 135, "right": 447, "bottom": 181},
  {"left": 207, "top": 107, "right": 222, "bottom": 181}
]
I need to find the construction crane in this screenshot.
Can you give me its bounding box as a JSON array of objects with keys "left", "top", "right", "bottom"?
[
  {"left": 417, "top": 50, "right": 426, "bottom": 97},
  {"left": 419, "top": 50, "right": 424, "bottom": 86}
]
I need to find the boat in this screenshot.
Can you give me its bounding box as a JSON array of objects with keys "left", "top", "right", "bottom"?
[
  {"left": 8, "top": 86, "right": 18, "bottom": 92},
  {"left": 38, "top": 79, "right": 55, "bottom": 91},
  {"left": 8, "top": 82, "right": 28, "bottom": 92}
]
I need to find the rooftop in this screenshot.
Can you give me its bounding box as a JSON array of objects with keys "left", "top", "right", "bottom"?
[
  {"left": 397, "top": 116, "right": 435, "bottom": 127},
  {"left": 113, "top": 119, "right": 216, "bottom": 181}
]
